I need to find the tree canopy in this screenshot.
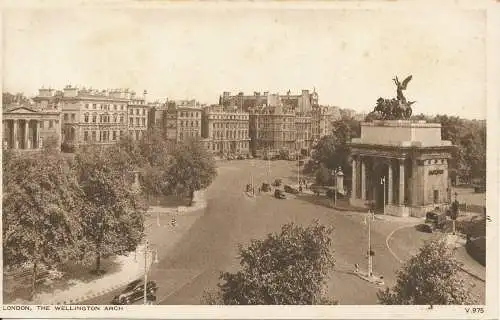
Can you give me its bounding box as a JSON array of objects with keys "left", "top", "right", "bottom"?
[
  {"left": 2, "top": 149, "right": 83, "bottom": 298},
  {"left": 377, "top": 238, "right": 476, "bottom": 305},
  {"left": 73, "top": 145, "right": 147, "bottom": 272},
  {"left": 204, "top": 221, "right": 337, "bottom": 305},
  {"left": 165, "top": 138, "right": 217, "bottom": 204}
]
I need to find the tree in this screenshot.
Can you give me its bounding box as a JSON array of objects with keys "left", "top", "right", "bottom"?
[
  {"left": 205, "top": 221, "right": 337, "bottom": 305},
  {"left": 2, "top": 149, "right": 83, "bottom": 299},
  {"left": 378, "top": 238, "right": 476, "bottom": 305},
  {"left": 315, "top": 163, "right": 332, "bottom": 186},
  {"left": 166, "top": 138, "right": 217, "bottom": 205},
  {"left": 73, "top": 145, "right": 147, "bottom": 273}
]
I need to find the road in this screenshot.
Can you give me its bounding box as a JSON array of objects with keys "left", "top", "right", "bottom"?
[{"left": 85, "top": 159, "right": 421, "bottom": 305}]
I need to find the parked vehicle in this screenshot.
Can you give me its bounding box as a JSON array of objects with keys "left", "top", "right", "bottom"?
[
  {"left": 273, "top": 179, "right": 282, "bottom": 187},
  {"left": 284, "top": 185, "right": 299, "bottom": 194},
  {"left": 274, "top": 189, "right": 286, "bottom": 199},
  {"left": 237, "top": 154, "right": 245, "bottom": 160},
  {"left": 417, "top": 223, "right": 435, "bottom": 233},
  {"left": 425, "top": 210, "right": 447, "bottom": 229},
  {"left": 261, "top": 183, "right": 271, "bottom": 192},
  {"left": 112, "top": 279, "right": 158, "bottom": 305}
]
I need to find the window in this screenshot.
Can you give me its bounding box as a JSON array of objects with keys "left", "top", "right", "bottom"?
[
  {"left": 113, "top": 131, "right": 117, "bottom": 141},
  {"left": 142, "top": 118, "right": 145, "bottom": 126},
  {"left": 92, "top": 114, "right": 97, "bottom": 123},
  {"left": 142, "top": 109, "right": 145, "bottom": 115},
  {"left": 114, "top": 114, "right": 118, "bottom": 123},
  {"left": 135, "top": 109, "right": 139, "bottom": 115},
  {"left": 93, "top": 104, "right": 96, "bottom": 109},
  {"left": 129, "top": 109, "right": 133, "bottom": 115},
  {"left": 71, "top": 114, "right": 76, "bottom": 121},
  {"left": 84, "top": 131, "right": 89, "bottom": 142},
  {"left": 85, "top": 104, "right": 89, "bottom": 109},
  {"left": 120, "top": 115, "right": 124, "bottom": 123},
  {"left": 64, "top": 114, "right": 69, "bottom": 121},
  {"left": 49, "top": 120, "right": 54, "bottom": 128},
  {"left": 40, "top": 121, "right": 45, "bottom": 129},
  {"left": 129, "top": 117, "right": 133, "bottom": 125},
  {"left": 114, "top": 104, "right": 117, "bottom": 110},
  {"left": 84, "top": 114, "right": 89, "bottom": 122},
  {"left": 433, "top": 190, "right": 439, "bottom": 204},
  {"left": 92, "top": 131, "right": 96, "bottom": 141},
  {"left": 136, "top": 118, "right": 140, "bottom": 126}
]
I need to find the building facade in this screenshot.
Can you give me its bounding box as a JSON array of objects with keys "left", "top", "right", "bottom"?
[
  {"left": 221, "top": 89, "right": 318, "bottom": 113},
  {"left": 295, "top": 113, "right": 313, "bottom": 152},
  {"left": 249, "top": 105, "right": 297, "bottom": 156},
  {"left": 127, "top": 92, "right": 149, "bottom": 141},
  {"left": 2, "top": 105, "right": 62, "bottom": 151},
  {"left": 32, "top": 86, "right": 150, "bottom": 148},
  {"left": 201, "top": 105, "right": 250, "bottom": 155},
  {"left": 311, "top": 105, "right": 341, "bottom": 141},
  {"left": 165, "top": 104, "right": 202, "bottom": 142},
  {"left": 349, "top": 120, "right": 455, "bottom": 218}
]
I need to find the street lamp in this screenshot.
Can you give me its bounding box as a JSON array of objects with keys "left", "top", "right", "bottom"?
[
  {"left": 380, "top": 176, "right": 386, "bottom": 215},
  {"left": 142, "top": 240, "right": 159, "bottom": 305},
  {"left": 365, "top": 210, "right": 375, "bottom": 278}
]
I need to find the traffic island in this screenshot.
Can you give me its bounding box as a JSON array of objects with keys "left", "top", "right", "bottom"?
[{"left": 354, "top": 270, "right": 385, "bottom": 286}]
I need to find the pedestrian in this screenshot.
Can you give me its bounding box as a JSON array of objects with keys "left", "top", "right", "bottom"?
[
  {"left": 299, "top": 185, "right": 303, "bottom": 193},
  {"left": 354, "top": 263, "right": 359, "bottom": 273}
]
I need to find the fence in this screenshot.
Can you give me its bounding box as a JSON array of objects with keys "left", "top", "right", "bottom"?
[{"left": 458, "top": 203, "right": 486, "bottom": 215}]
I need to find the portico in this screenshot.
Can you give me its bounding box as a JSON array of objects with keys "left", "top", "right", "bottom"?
[
  {"left": 2, "top": 106, "right": 61, "bottom": 151},
  {"left": 350, "top": 120, "right": 455, "bottom": 217}
]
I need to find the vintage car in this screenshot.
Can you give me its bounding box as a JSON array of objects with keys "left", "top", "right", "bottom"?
[
  {"left": 274, "top": 189, "right": 286, "bottom": 199},
  {"left": 272, "top": 179, "right": 282, "bottom": 187},
  {"left": 237, "top": 154, "right": 245, "bottom": 160},
  {"left": 417, "top": 223, "right": 435, "bottom": 233},
  {"left": 425, "top": 210, "right": 447, "bottom": 229},
  {"left": 284, "top": 185, "right": 299, "bottom": 194},
  {"left": 112, "top": 279, "right": 158, "bottom": 305},
  {"left": 261, "top": 182, "right": 271, "bottom": 192}
]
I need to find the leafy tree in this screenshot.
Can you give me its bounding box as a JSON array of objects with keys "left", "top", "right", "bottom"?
[
  {"left": 205, "top": 221, "right": 337, "bottom": 305},
  {"left": 73, "top": 145, "right": 147, "bottom": 273},
  {"left": 2, "top": 149, "right": 83, "bottom": 299},
  {"left": 315, "top": 163, "right": 333, "bottom": 186},
  {"left": 2, "top": 92, "right": 30, "bottom": 108},
  {"left": 378, "top": 238, "right": 476, "bottom": 305},
  {"left": 166, "top": 138, "right": 217, "bottom": 205}
]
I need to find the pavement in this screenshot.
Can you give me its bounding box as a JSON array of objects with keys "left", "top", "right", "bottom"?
[{"left": 6, "top": 190, "right": 207, "bottom": 305}]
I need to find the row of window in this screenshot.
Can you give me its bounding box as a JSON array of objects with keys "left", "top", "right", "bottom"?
[
  {"left": 179, "top": 120, "right": 200, "bottom": 127},
  {"left": 212, "top": 130, "right": 248, "bottom": 140},
  {"left": 208, "top": 114, "right": 249, "bottom": 121},
  {"left": 129, "top": 117, "right": 147, "bottom": 127},
  {"left": 178, "top": 131, "right": 200, "bottom": 140},
  {"left": 212, "top": 122, "right": 247, "bottom": 129},
  {"left": 83, "top": 129, "right": 144, "bottom": 142},
  {"left": 209, "top": 141, "right": 249, "bottom": 151},
  {"left": 179, "top": 111, "right": 201, "bottom": 118},
  {"left": 85, "top": 103, "right": 126, "bottom": 111},
  {"left": 41, "top": 119, "right": 59, "bottom": 129},
  {"left": 129, "top": 108, "right": 147, "bottom": 116},
  {"left": 84, "top": 113, "right": 125, "bottom": 124}
]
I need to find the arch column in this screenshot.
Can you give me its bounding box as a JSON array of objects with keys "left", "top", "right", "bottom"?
[
  {"left": 23, "top": 120, "right": 29, "bottom": 149},
  {"left": 351, "top": 156, "right": 357, "bottom": 200},
  {"left": 388, "top": 161, "right": 393, "bottom": 204},
  {"left": 361, "top": 157, "right": 366, "bottom": 201},
  {"left": 398, "top": 159, "right": 405, "bottom": 205}
]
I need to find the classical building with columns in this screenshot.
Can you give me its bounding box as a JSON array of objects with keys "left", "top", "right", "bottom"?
[
  {"left": 349, "top": 120, "right": 455, "bottom": 218},
  {"left": 2, "top": 105, "right": 62, "bottom": 151}
]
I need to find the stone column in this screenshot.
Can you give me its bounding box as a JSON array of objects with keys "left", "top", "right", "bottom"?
[
  {"left": 388, "top": 161, "right": 393, "bottom": 204},
  {"left": 13, "top": 119, "right": 18, "bottom": 149},
  {"left": 351, "top": 157, "right": 357, "bottom": 200},
  {"left": 399, "top": 159, "right": 405, "bottom": 205},
  {"left": 23, "top": 120, "right": 29, "bottom": 149},
  {"left": 36, "top": 120, "right": 41, "bottom": 149},
  {"left": 361, "top": 158, "right": 366, "bottom": 201}
]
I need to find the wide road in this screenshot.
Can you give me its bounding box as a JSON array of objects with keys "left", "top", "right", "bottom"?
[{"left": 86, "top": 159, "right": 419, "bottom": 305}]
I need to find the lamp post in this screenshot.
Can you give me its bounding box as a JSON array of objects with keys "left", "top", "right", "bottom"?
[
  {"left": 365, "top": 210, "right": 375, "bottom": 278},
  {"left": 380, "top": 176, "right": 386, "bottom": 215},
  {"left": 142, "top": 240, "right": 159, "bottom": 305}
]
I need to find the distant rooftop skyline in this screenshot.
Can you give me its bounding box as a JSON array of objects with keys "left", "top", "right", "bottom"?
[{"left": 3, "top": 4, "right": 486, "bottom": 119}]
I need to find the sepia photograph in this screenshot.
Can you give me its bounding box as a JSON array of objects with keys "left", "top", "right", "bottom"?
[{"left": 1, "top": 1, "right": 497, "bottom": 319}]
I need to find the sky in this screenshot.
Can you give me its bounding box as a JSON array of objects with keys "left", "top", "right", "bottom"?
[{"left": 2, "top": 4, "right": 487, "bottom": 119}]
